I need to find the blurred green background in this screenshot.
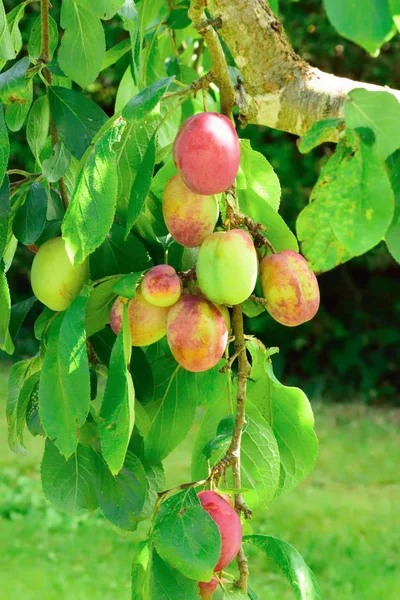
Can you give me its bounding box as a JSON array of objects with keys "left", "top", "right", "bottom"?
[{"left": 1, "top": 0, "right": 399, "bottom": 598}]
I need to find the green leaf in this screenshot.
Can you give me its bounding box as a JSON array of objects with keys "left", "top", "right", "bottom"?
[
  {"left": 5, "top": 3, "right": 25, "bottom": 56},
  {"left": 48, "top": 86, "right": 108, "bottom": 160},
  {"left": 0, "top": 268, "right": 13, "bottom": 354},
  {"left": 153, "top": 488, "right": 221, "bottom": 581},
  {"left": 42, "top": 141, "right": 72, "bottom": 183},
  {"left": 119, "top": 2, "right": 141, "bottom": 85},
  {"left": 131, "top": 541, "right": 152, "bottom": 600},
  {"left": 99, "top": 308, "right": 135, "bottom": 474},
  {"left": 59, "top": 0, "right": 106, "bottom": 88},
  {"left": 0, "top": 57, "right": 29, "bottom": 104},
  {"left": 6, "top": 356, "right": 41, "bottom": 453},
  {"left": 81, "top": 0, "right": 126, "bottom": 20},
  {"left": 41, "top": 439, "right": 99, "bottom": 513},
  {"left": 62, "top": 119, "right": 125, "bottom": 266},
  {"left": 26, "top": 96, "right": 50, "bottom": 164},
  {"left": 0, "top": 0, "right": 16, "bottom": 60},
  {"left": 122, "top": 76, "right": 175, "bottom": 121},
  {"left": 323, "top": 0, "right": 395, "bottom": 55},
  {"left": 0, "top": 175, "right": 10, "bottom": 257},
  {"left": 221, "top": 588, "right": 249, "bottom": 599},
  {"left": 298, "top": 118, "right": 343, "bottom": 153},
  {"left": 93, "top": 449, "right": 148, "bottom": 530},
  {"left": 297, "top": 135, "right": 394, "bottom": 272},
  {"left": 9, "top": 296, "right": 37, "bottom": 340},
  {"left": 202, "top": 415, "right": 244, "bottom": 461},
  {"left": 125, "top": 131, "right": 156, "bottom": 236},
  {"left": 28, "top": 14, "right": 59, "bottom": 60},
  {"left": 90, "top": 223, "right": 152, "bottom": 280},
  {"left": 101, "top": 38, "right": 131, "bottom": 70},
  {"left": 12, "top": 182, "right": 48, "bottom": 245},
  {"left": 0, "top": 105, "right": 9, "bottom": 186},
  {"left": 39, "top": 291, "right": 91, "bottom": 458},
  {"left": 386, "top": 150, "right": 400, "bottom": 262},
  {"left": 345, "top": 89, "right": 400, "bottom": 161},
  {"left": 238, "top": 189, "right": 299, "bottom": 252},
  {"left": 115, "top": 114, "right": 158, "bottom": 221},
  {"left": 243, "top": 535, "right": 322, "bottom": 600},
  {"left": 150, "top": 548, "right": 199, "bottom": 599},
  {"left": 247, "top": 339, "right": 319, "bottom": 497},
  {"left": 391, "top": 0, "right": 400, "bottom": 30},
  {"left": 85, "top": 276, "right": 121, "bottom": 338},
  {"left": 5, "top": 76, "right": 32, "bottom": 132},
  {"left": 238, "top": 139, "right": 281, "bottom": 211},
  {"left": 112, "top": 271, "right": 144, "bottom": 297},
  {"left": 167, "top": 1, "right": 191, "bottom": 30}
]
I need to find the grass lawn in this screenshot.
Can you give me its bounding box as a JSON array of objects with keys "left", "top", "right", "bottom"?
[{"left": 1, "top": 363, "right": 399, "bottom": 599}]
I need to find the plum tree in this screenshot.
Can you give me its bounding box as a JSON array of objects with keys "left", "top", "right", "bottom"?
[
  {"left": 172, "top": 113, "right": 240, "bottom": 195},
  {"left": 163, "top": 174, "right": 219, "bottom": 247},
  {"left": 30, "top": 237, "right": 89, "bottom": 312},
  {"left": 198, "top": 490, "right": 242, "bottom": 572},
  {"left": 166, "top": 294, "right": 228, "bottom": 372},
  {"left": 260, "top": 249, "right": 320, "bottom": 326},
  {"left": 196, "top": 229, "right": 258, "bottom": 305},
  {"left": 110, "top": 290, "right": 169, "bottom": 346},
  {"left": 140, "top": 265, "right": 182, "bottom": 307}
]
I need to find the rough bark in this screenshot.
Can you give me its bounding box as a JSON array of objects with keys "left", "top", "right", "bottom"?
[{"left": 207, "top": 0, "right": 400, "bottom": 136}]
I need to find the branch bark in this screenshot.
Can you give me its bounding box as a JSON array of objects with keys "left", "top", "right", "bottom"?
[{"left": 207, "top": 0, "right": 400, "bottom": 136}]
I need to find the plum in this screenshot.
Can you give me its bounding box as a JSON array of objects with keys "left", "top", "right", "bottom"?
[
  {"left": 198, "top": 490, "right": 242, "bottom": 571},
  {"left": 30, "top": 236, "right": 89, "bottom": 312},
  {"left": 163, "top": 174, "right": 219, "bottom": 248},
  {"left": 173, "top": 113, "right": 240, "bottom": 195},
  {"left": 196, "top": 229, "right": 258, "bottom": 305},
  {"left": 141, "top": 264, "right": 182, "bottom": 307},
  {"left": 260, "top": 249, "right": 320, "bottom": 326},
  {"left": 110, "top": 290, "right": 169, "bottom": 346},
  {"left": 166, "top": 294, "right": 228, "bottom": 372}
]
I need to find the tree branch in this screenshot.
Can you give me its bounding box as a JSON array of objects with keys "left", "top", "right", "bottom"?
[
  {"left": 207, "top": 0, "right": 400, "bottom": 137},
  {"left": 189, "top": 0, "right": 235, "bottom": 117}
]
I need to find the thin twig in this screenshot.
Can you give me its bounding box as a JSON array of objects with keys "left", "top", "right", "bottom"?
[
  {"left": 189, "top": 0, "right": 235, "bottom": 118},
  {"left": 248, "top": 295, "right": 268, "bottom": 306}
]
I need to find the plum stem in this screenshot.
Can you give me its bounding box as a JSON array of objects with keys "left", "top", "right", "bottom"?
[
  {"left": 189, "top": 0, "right": 235, "bottom": 118},
  {"left": 249, "top": 295, "right": 268, "bottom": 306}
]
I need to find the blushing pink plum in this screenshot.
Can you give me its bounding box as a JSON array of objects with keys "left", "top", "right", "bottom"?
[
  {"left": 173, "top": 113, "right": 240, "bottom": 195},
  {"left": 166, "top": 295, "right": 228, "bottom": 372},
  {"left": 110, "top": 290, "right": 169, "bottom": 346},
  {"left": 141, "top": 264, "right": 182, "bottom": 307},
  {"left": 163, "top": 174, "right": 219, "bottom": 248},
  {"left": 260, "top": 249, "right": 320, "bottom": 326},
  {"left": 198, "top": 491, "right": 242, "bottom": 572}
]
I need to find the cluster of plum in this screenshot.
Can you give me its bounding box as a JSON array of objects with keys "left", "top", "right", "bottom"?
[
  {"left": 110, "top": 112, "right": 320, "bottom": 373},
  {"left": 196, "top": 490, "right": 242, "bottom": 598}
]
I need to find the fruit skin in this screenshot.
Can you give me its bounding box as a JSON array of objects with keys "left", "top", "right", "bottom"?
[
  {"left": 260, "top": 249, "right": 320, "bottom": 326},
  {"left": 173, "top": 113, "right": 240, "bottom": 195},
  {"left": 30, "top": 236, "right": 89, "bottom": 312},
  {"left": 198, "top": 491, "right": 242, "bottom": 572},
  {"left": 166, "top": 294, "right": 228, "bottom": 372},
  {"left": 140, "top": 264, "right": 182, "bottom": 307},
  {"left": 198, "top": 577, "right": 219, "bottom": 599},
  {"left": 163, "top": 175, "right": 219, "bottom": 248},
  {"left": 196, "top": 229, "right": 258, "bottom": 306},
  {"left": 110, "top": 290, "right": 169, "bottom": 346}
]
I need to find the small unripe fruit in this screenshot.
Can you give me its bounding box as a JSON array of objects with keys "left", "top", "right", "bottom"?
[
  {"left": 163, "top": 175, "right": 219, "bottom": 248},
  {"left": 198, "top": 491, "right": 242, "bottom": 572},
  {"left": 260, "top": 249, "right": 320, "bottom": 326},
  {"left": 196, "top": 229, "right": 258, "bottom": 306},
  {"left": 198, "top": 577, "right": 219, "bottom": 599},
  {"left": 167, "top": 295, "right": 228, "bottom": 372},
  {"left": 141, "top": 264, "right": 182, "bottom": 307},
  {"left": 173, "top": 113, "right": 240, "bottom": 195},
  {"left": 30, "top": 237, "right": 88, "bottom": 312},
  {"left": 110, "top": 290, "right": 169, "bottom": 346}
]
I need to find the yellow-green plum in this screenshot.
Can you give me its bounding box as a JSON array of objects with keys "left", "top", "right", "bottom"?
[
  {"left": 260, "top": 249, "right": 320, "bottom": 326},
  {"left": 173, "top": 113, "right": 240, "bottom": 195},
  {"left": 30, "top": 236, "right": 89, "bottom": 312},
  {"left": 110, "top": 290, "right": 169, "bottom": 346},
  {"left": 166, "top": 294, "right": 228, "bottom": 372},
  {"left": 196, "top": 229, "right": 258, "bottom": 306},
  {"left": 163, "top": 174, "right": 219, "bottom": 248},
  {"left": 141, "top": 264, "right": 182, "bottom": 307}
]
